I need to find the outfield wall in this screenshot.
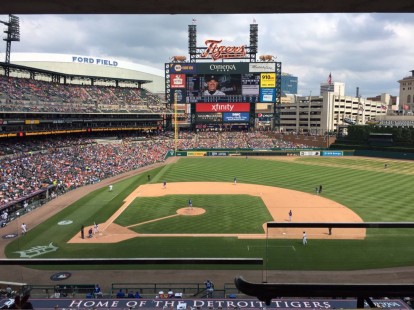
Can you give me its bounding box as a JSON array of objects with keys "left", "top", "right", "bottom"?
[
  {"left": 169, "top": 149, "right": 354, "bottom": 157},
  {"left": 354, "top": 149, "right": 414, "bottom": 160}
]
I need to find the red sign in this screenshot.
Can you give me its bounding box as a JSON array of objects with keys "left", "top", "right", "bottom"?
[
  {"left": 196, "top": 103, "right": 250, "bottom": 113},
  {"left": 170, "top": 74, "right": 186, "bottom": 88}
]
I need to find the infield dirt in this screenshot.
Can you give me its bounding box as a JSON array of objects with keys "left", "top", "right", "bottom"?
[{"left": 68, "top": 182, "right": 364, "bottom": 244}]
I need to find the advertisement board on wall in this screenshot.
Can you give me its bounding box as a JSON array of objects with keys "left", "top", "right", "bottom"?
[
  {"left": 196, "top": 113, "right": 223, "bottom": 123},
  {"left": 300, "top": 151, "right": 321, "bottom": 156},
  {"left": 321, "top": 151, "right": 344, "bottom": 156},
  {"left": 26, "top": 297, "right": 411, "bottom": 309},
  {"left": 187, "top": 151, "right": 206, "bottom": 157},
  {"left": 170, "top": 74, "right": 186, "bottom": 88},
  {"left": 260, "top": 88, "right": 276, "bottom": 102},
  {"left": 223, "top": 112, "right": 250, "bottom": 122},
  {"left": 257, "top": 113, "right": 274, "bottom": 121},
  {"left": 167, "top": 63, "right": 197, "bottom": 74},
  {"left": 260, "top": 73, "right": 276, "bottom": 88},
  {"left": 209, "top": 151, "right": 228, "bottom": 156},
  {"left": 249, "top": 62, "right": 276, "bottom": 72},
  {"left": 196, "top": 103, "right": 250, "bottom": 113},
  {"left": 196, "top": 62, "right": 249, "bottom": 74}
]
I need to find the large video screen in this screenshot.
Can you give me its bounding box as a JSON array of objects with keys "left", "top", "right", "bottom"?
[
  {"left": 166, "top": 62, "right": 279, "bottom": 105},
  {"left": 186, "top": 74, "right": 260, "bottom": 98},
  {"left": 185, "top": 73, "right": 263, "bottom": 102}
]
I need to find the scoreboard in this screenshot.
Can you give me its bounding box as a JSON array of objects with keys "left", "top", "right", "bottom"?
[{"left": 165, "top": 61, "right": 281, "bottom": 130}]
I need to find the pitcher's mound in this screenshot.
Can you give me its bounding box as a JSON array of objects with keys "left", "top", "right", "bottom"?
[{"left": 176, "top": 207, "right": 206, "bottom": 216}]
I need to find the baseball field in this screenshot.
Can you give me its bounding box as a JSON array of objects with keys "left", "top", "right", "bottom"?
[{"left": 5, "top": 155, "right": 414, "bottom": 272}]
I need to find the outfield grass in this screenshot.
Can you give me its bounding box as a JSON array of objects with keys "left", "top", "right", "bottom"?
[{"left": 6, "top": 156, "right": 414, "bottom": 270}]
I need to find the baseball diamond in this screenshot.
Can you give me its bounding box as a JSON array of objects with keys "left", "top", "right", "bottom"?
[{"left": 67, "top": 182, "right": 364, "bottom": 244}]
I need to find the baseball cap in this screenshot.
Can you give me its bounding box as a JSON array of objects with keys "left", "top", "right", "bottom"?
[{"left": 205, "top": 75, "right": 219, "bottom": 82}]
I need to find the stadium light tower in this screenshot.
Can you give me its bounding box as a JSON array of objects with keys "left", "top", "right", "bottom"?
[{"left": 0, "top": 14, "right": 20, "bottom": 76}]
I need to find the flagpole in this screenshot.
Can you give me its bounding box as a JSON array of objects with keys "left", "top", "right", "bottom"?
[{"left": 174, "top": 92, "right": 178, "bottom": 153}]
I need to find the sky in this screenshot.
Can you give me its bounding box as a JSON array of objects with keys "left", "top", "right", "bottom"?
[{"left": 0, "top": 13, "right": 413, "bottom": 97}]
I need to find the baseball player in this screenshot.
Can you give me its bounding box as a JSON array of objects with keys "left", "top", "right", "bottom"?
[
  {"left": 93, "top": 222, "right": 99, "bottom": 234},
  {"left": 188, "top": 199, "right": 193, "bottom": 210},
  {"left": 289, "top": 210, "right": 292, "bottom": 222},
  {"left": 21, "top": 223, "right": 27, "bottom": 235},
  {"left": 302, "top": 231, "right": 307, "bottom": 245},
  {"left": 234, "top": 176, "right": 237, "bottom": 185},
  {"left": 203, "top": 75, "right": 226, "bottom": 96},
  {"left": 109, "top": 184, "right": 113, "bottom": 192},
  {"left": 163, "top": 180, "right": 167, "bottom": 189}
]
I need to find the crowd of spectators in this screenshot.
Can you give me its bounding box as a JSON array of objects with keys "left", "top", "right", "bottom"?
[
  {"left": 192, "top": 131, "right": 310, "bottom": 149},
  {"left": 0, "top": 75, "right": 172, "bottom": 114},
  {"left": 0, "top": 285, "right": 15, "bottom": 298},
  {"left": 0, "top": 131, "right": 312, "bottom": 212},
  {"left": 0, "top": 136, "right": 169, "bottom": 208}
]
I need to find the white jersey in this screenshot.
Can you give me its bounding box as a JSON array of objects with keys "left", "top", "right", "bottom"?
[{"left": 203, "top": 90, "right": 226, "bottom": 96}]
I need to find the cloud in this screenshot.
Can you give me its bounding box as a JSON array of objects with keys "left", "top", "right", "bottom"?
[{"left": 1, "top": 13, "right": 413, "bottom": 97}]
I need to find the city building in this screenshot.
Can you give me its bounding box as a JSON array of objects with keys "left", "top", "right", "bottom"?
[
  {"left": 280, "top": 72, "right": 298, "bottom": 95},
  {"left": 398, "top": 70, "right": 414, "bottom": 113},
  {"left": 320, "top": 81, "right": 345, "bottom": 96},
  {"left": 366, "top": 93, "right": 398, "bottom": 112},
  {"left": 279, "top": 82, "right": 388, "bottom": 134}
]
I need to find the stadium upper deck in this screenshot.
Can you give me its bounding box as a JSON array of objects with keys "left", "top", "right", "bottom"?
[{"left": 0, "top": 63, "right": 173, "bottom": 136}]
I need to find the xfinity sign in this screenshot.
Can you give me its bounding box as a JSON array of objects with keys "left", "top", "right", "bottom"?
[{"left": 196, "top": 103, "right": 250, "bottom": 113}]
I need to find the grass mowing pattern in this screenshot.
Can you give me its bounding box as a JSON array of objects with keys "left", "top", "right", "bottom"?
[
  {"left": 6, "top": 157, "right": 414, "bottom": 270},
  {"left": 5, "top": 167, "right": 164, "bottom": 257},
  {"left": 115, "top": 195, "right": 272, "bottom": 234},
  {"left": 163, "top": 157, "right": 414, "bottom": 223}
]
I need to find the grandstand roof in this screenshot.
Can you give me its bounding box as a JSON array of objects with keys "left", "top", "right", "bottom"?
[
  {"left": 0, "top": 62, "right": 153, "bottom": 86},
  {"left": 1, "top": 0, "right": 412, "bottom": 14},
  {"left": 0, "top": 53, "right": 165, "bottom": 93},
  {"left": 1, "top": 53, "right": 164, "bottom": 77}
]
